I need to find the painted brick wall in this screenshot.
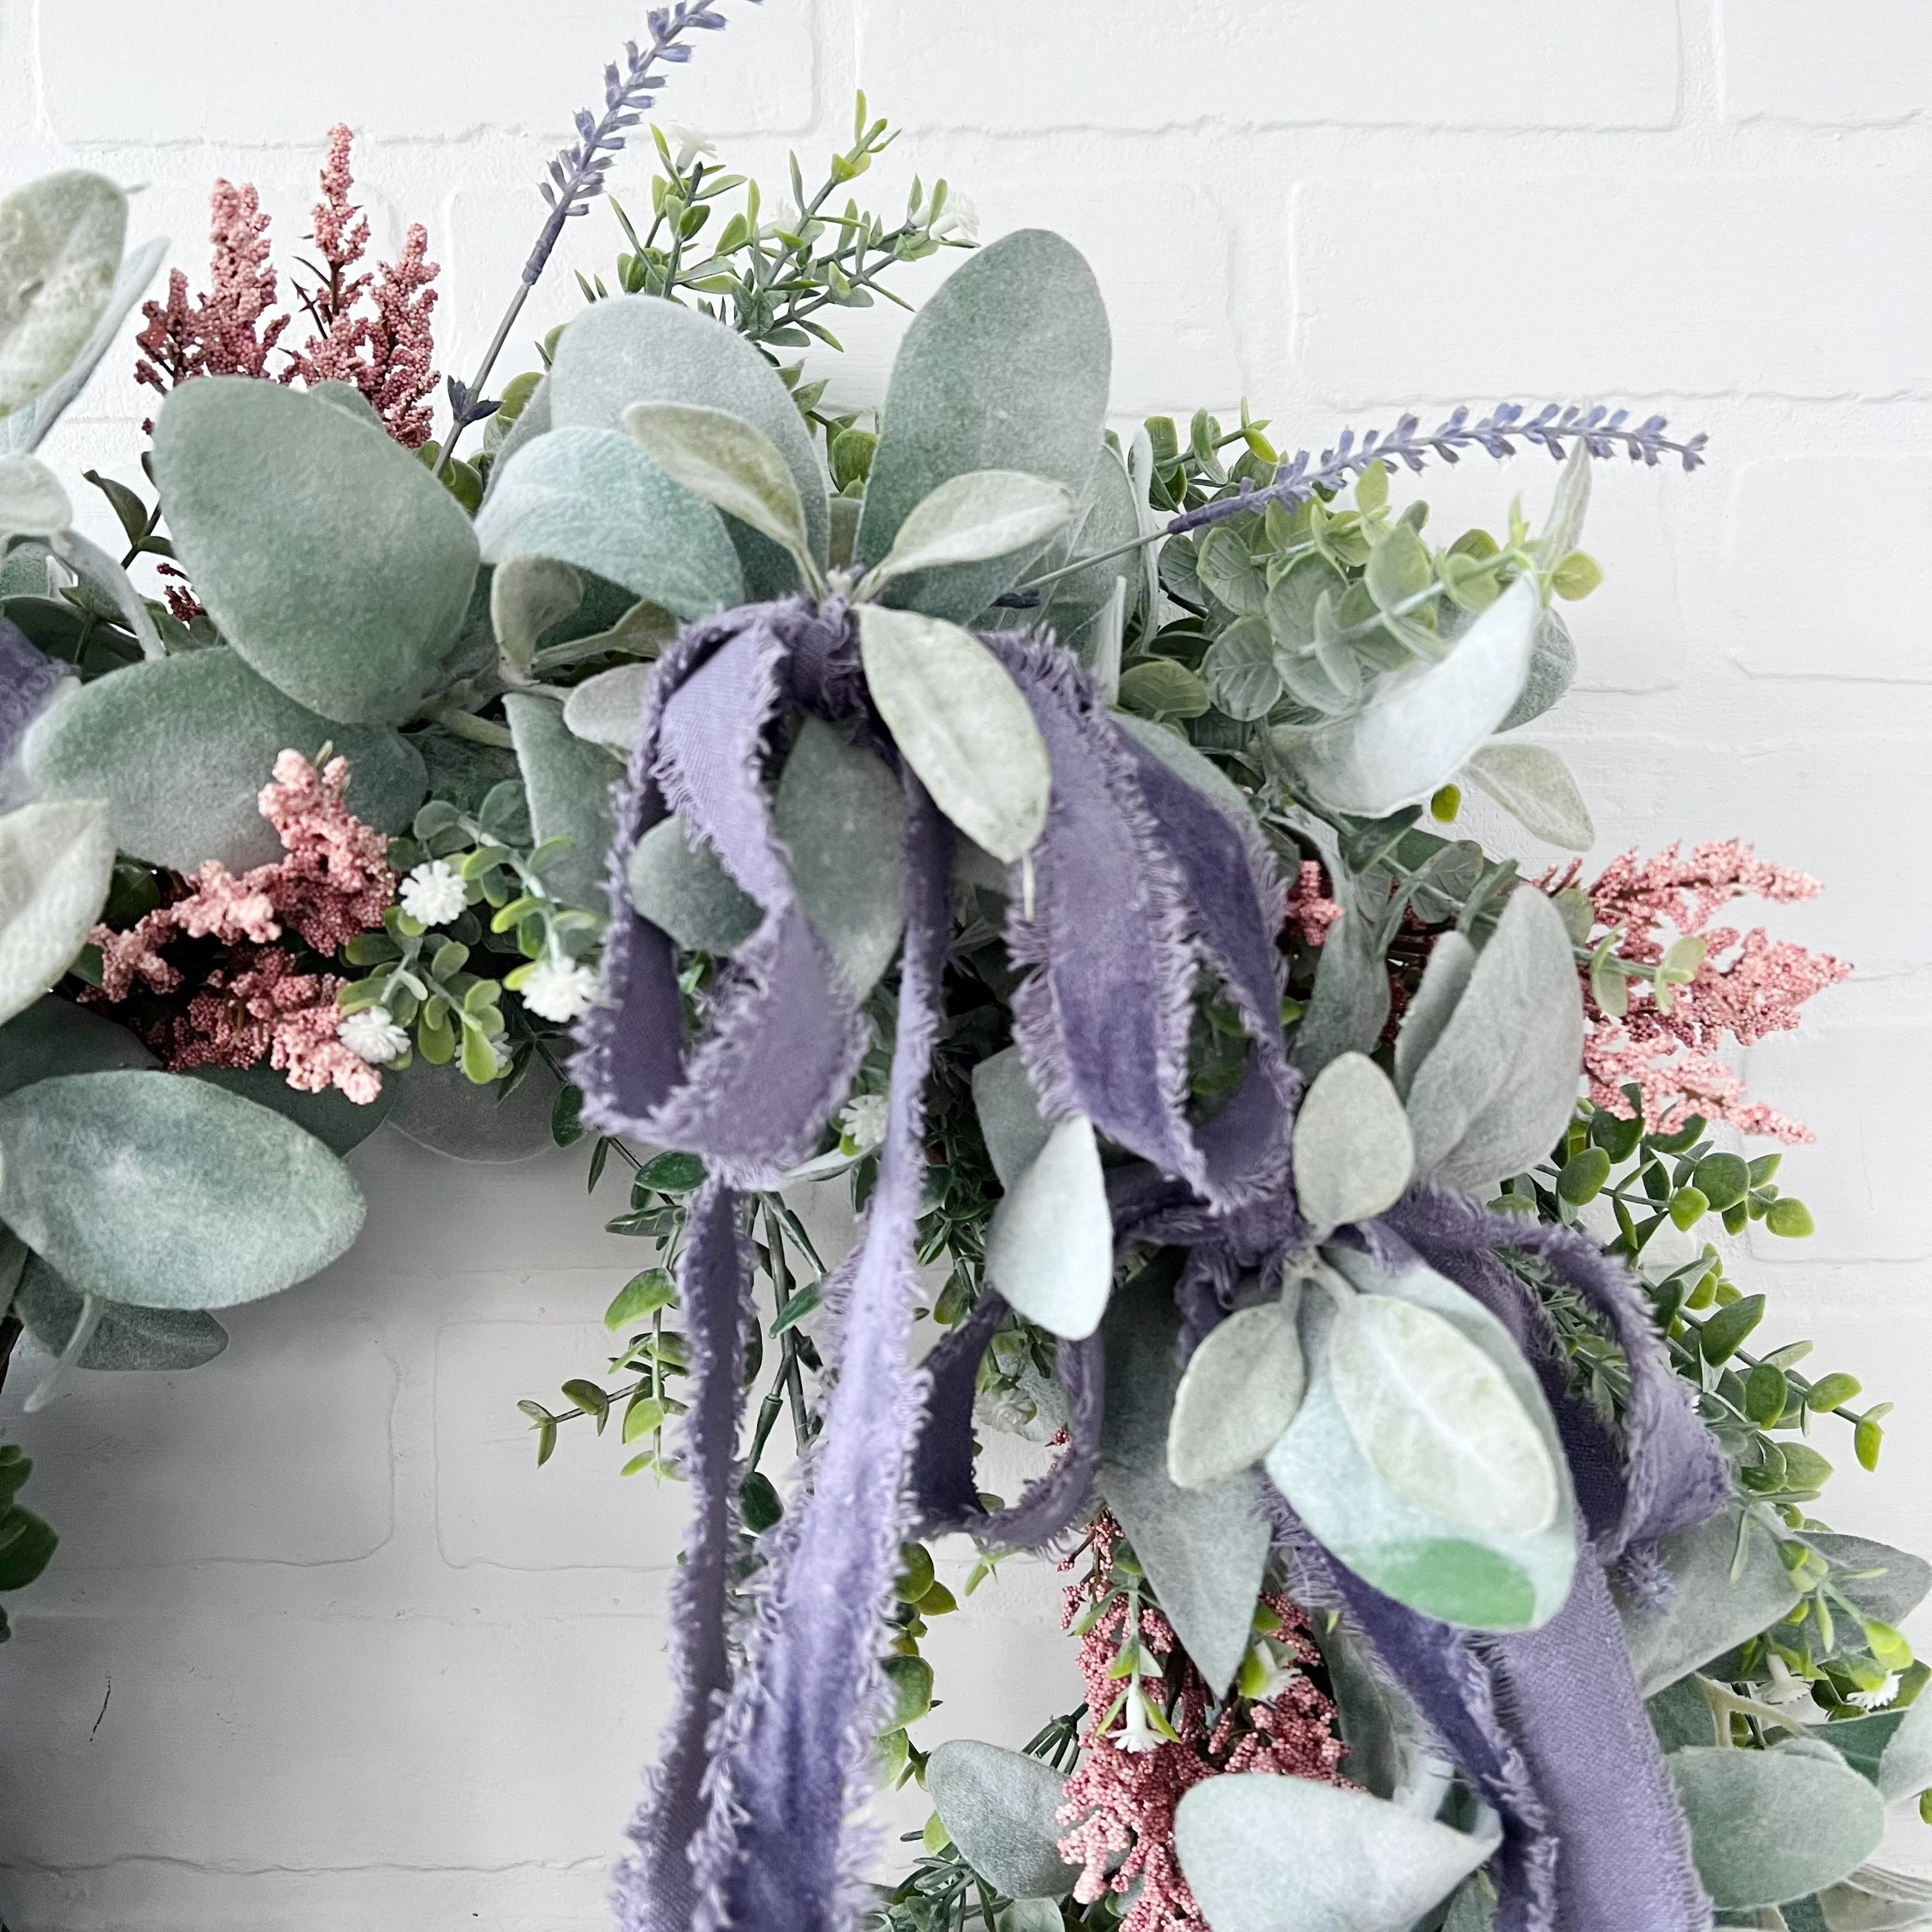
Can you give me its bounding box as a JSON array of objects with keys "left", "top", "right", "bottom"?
[{"left": 1, "top": 3, "right": 1928, "bottom": 1924}]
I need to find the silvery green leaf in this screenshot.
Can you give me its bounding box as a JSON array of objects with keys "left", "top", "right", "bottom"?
[
  {"left": 1535, "top": 439, "right": 1591, "bottom": 569},
  {"left": 863, "top": 470, "right": 1076, "bottom": 595},
  {"left": 189, "top": 1062, "right": 394, "bottom": 1157},
  {"left": 1616, "top": 1506, "right": 1803, "bottom": 1696},
  {"left": 1278, "top": 578, "right": 1538, "bottom": 815},
  {"left": 1365, "top": 521, "right": 1432, "bottom": 615},
  {"left": 153, "top": 378, "right": 480, "bottom": 724},
  {"left": 1268, "top": 1252, "right": 1576, "bottom": 1630},
  {"left": 51, "top": 527, "right": 162, "bottom": 661},
  {"left": 1267, "top": 553, "right": 1347, "bottom": 653},
  {"left": 925, "top": 1741, "right": 1080, "bottom": 1902},
  {"left": 0, "top": 994, "right": 153, "bottom": 1101},
  {"left": 563, "top": 661, "right": 655, "bottom": 755},
  {"left": 970, "top": 1045, "right": 1051, "bottom": 1189},
  {"left": 1288, "top": 814, "right": 1393, "bottom": 1080},
  {"left": 0, "top": 1070, "right": 363, "bottom": 1308},
  {"left": 625, "top": 816, "right": 760, "bottom": 956},
  {"left": 1293, "top": 1050, "right": 1415, "bottom": 1233},
  {"left": 985, "top": 1114, "right": 1113, "bottom": 1340},
  {"left": 387, "top": 1054, "right": 562, "bottom": 1165},
  {"left": 1202, "top": 615, "right": 1282, "bottom": 721},
  {"left": 1111, "top": 710, "right": 1250, "bottom": 822},
  {"left": 475, "top": 425, "right": 743, "bottom": 618},
  {"left": 1496, "top": 609, "right": 1578, "bottom": 732},
  {"left": 1798, "top": 1534, "right": 1932, "bottom": 1629},
  {"left": 0, "top": 234, "right": 165, "bottom": 455},
  {"left": 1197, "top": 525, "right": 1267, "bottom": 616},
  {"left": 1282, "top": 638, "right": 1361, "bottom": 715},
  {"left": 1330, "top": 1292, "right": 1559, "bottom": 1537},
  {"left": 1443, "top": 1876, "right": 1500, "bottom": 1932},
  {"left": 14, "top": 1252, "right": 226, "bottom": 1371},
  {"left": 1174, "top": 1772, "right": 1499, "bottom": 1932},
  {"left": 772, "top": 716, "right": 907, "bottom": 1000},
  {"left": 1821, "top": 1865, "right": 1932, "bottom": 1932},
  {"left": 1167, "top": 1299, "right": 1307, "bottom": 1491},
  {"left": 0, "top": 172, "right": 125, "bottom": 417},
  {"left": 855, "top": 230, "right": 1110, "bottom": 624},
  {"left": 1394, "top": 931, "right": 1478, "bottom": 1101},
  {"left": 548, "top": 293, "right": 827, "bottom": 588},
  {"left": 622, "top": 401, "right": 816, "bottom": 587},
  {"left": 0, "top": 454, "right": 70, "bottom": 537},
  {"left": 999, "top": 1901, "right": 1067, "bottom": 1932},
  {"left": 1099, "top": 1270, "right": 1272, "bottom": 1697},
  {"left": 491, "top": 555, "right": 583, "bottom": 674},
  {"left": 1464, "top": 742, "right": 1595, "bottom": 853},
  {"left": 856, "top": 604, "right": 1051, "bottom": 864},
  {"left": 306, "top": 379, "right": 384, "bottom": 429},
  {"left": 504, "top": 693, "right": 620, "bottom": 914},
  {"left": 1671, "top": 1743, "right": 1883, "bottom": 1910},
  {"left": 1312, "top": 1614, "right": 1433, "bottom": 1805},
  {"left": 1082, "top": 575, "right": 1127, "bottom": 703},
  {"left": 1013, "top": 442, "right": 1140, "bottom": 631},
  {"left": 479, "top": 374, "right": 550, "bottom": 492},
  {"left": 1404, "top": 885, "right": 1584, "bottom": 1193},
  {"left": 0, "top": 798, "right": 114, "bottom": 1028},
  {"left": 1871, "top": 1696, "right": 1932, "bottom": 1804}
]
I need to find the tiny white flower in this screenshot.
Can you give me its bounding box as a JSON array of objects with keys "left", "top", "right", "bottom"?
[
  {"left": 400, "top": 859, "right": 466, "bottom": 926},
  {"left": 1850, "top": 1673, "right": 1902, "bottom": 1711},
  {"left": 839, "top": 1092, "right": 890, "bottom": 1153},
  {"left": 338, "top": 1005, "right": 410, "bottom": 1065},
  {"left": 521, "top": 957, "right": 602, "bottom": 1023},
  {"left": 765, "top": 197, "right": 804, "bottom": 240},
  {"left": 930, "top": 190, "right": 979, "bottom": 241},
  {"left": 664, "top": 122, "right": 716, "bottom": 171},
  {"left": 1113, "top": 1687, "right": 1163, "bottom": 1754}
]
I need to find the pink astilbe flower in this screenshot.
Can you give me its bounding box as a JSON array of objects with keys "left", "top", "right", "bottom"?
[
  {"left": 1052, "top": 1515, "right": 1348, "bottom": 1932},
  {"left": 1284, "top": 859, "right": 1343, "bottom": 948},
  {"left": 169, "top": 948, "right": 381, "bottom": 1106},
  {"left": 1549, "top": 841, "right": 1851, "bottom": 1143}
]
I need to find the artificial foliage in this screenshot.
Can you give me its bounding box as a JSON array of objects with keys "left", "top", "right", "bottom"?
[{"left": 0, "top": 12, "right": 1924, "bottom": 1932}]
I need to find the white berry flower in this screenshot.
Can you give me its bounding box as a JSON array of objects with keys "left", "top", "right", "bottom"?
[
  {"left": 400, "top": 859, "right": 466, "bottom": 926},
  {"left": 930, "top": 190, "right": 979, "bottom": 241},
  {"left": 521, "top": 957, "right": 602, "bottom": 1023},
  {"left": 337, "top": 1005, "right": 410, "bottom": 1065},
  {"left": 839, "top": 1092, "right": 890, "bottom": 1153},
  {"left": 664, "top": 122, "right": 716, "bottom": 171},
  {"left": 1112, "top": 1687, "right": 1163, "bottom": 1754},
  {"left": 1850, "top": 1673, "right": 1902, "bottom": 1711}
]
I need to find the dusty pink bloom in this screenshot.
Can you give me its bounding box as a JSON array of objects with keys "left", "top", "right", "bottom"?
[
  {"left": 93, "top": 913, "right": 181, "bottom": 1001},
  {"left": 171, "top": 949, "right": 380, "bottom": 1105},
  {"left": 255, "top": 748, "right": 395, "bottom": 953},
  {"left": 1284, "top": 859, "right": 1342, "bottom": 948}
]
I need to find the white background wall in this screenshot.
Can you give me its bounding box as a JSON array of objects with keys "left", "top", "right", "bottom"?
[{"left": 1, "top": 3, "right": 1929, "bottom": 1926}]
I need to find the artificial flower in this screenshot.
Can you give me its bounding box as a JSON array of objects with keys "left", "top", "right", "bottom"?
[
  {"left": 520, "top": 957, "right": 601, "bottom": 1022},
  {"left": 838, "top": 1092, "right": 890, "bottom": 1153},
  {"left": 400, "top": 859, "right": 466, "bottom": 926},
  {"left": 338, "top": 1005, "right": 410, "bottom": 1065}
]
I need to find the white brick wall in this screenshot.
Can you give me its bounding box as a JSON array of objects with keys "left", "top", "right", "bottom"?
[{"left": 3, "top": 1, "right": 1931, "bottom": 1922}]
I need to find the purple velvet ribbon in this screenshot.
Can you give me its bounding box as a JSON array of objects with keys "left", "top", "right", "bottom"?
[{"left": 0, "top": 620, "right": 70, "bottom": 767}]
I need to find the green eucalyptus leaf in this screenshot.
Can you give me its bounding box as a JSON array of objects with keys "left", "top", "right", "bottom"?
[
  {"left": 1293, "top": 1050, "right": 1415, "bottom": 1232},
  {"left": 1202, "top": 614, "right": 1282, "bottom": 721},
  {"left": 772, "top": 716, "right": 906, "bottom": 1000},
  {"left": 0, "top": 1070, "right": 362, "bottom": 1308},
  {"left": 999, "top": 1900, "right": 1066, "bottom": 1932},
  {"left": 387, "top": 1055, "right": 562, "bottom": 1165},
  {"left": 1393, "top": 931, "right": 1478, "bottom": 1101},
  {"left": 1671, "top": 1743, "right": 1883, "bottom": 1910},
  {"left": 1167, "top": 1298, "right": 1307, "bottom": 1491},
  {"left": 1174, "top": 1772, "right": 1499, "bottom": 1932},
  {"left": 1798, "top": 1535, "right": 1932, "bottom": 1629},
  {"left": 1099, "top": 1269, "right": 1271, "bottom": 1698},
  {"left": 475, "top": 426, "right": 744, "bottom": 619},
  {"left": 624, "top": 815, "right": 760, "bottom": 955},
  {"left": 188, "top": 1061, "right": 395, "bottom": 1157},
  {"left": 1403, "top": 886, "right": 1584, "bottom": 1193},
  {"left": 925, "top": 1740, "right": 1081, "bottom": 1903},
  {"left": 1535, "top": 440, "right": 1592, "bottom": 568},
  {"left": 0, "top": 798, "right": 114, "bottom": 1027},
  {"left": 562, "top": 660, "right": 657, "bottom": 756},
  {"left": 14, "top": 1252, "right": 226, "bottom": 1370},
  {"left": 855, "top": 229, "right": 1110, "bottom": 623},
  {"left": 504, "top": 693, "right": 621, "bottom": 914},
  {"left": 864, "top": 469, "right": 1075, "bottom": 594},
  {"left": 1110, "top": 711, "right": 1251, "bottom": 822},
  {"left": 19, "top": 648, "right": 425, "bottom": 871},
  {"left": 491, "top": 555, "right": 583, "bottom": 673},
  {"left": 0, "top": 994, "right": 153, "bottom": 1100},
  {"left": 970, "top": 1045, "right": 1051, "bottom": 1190},
  {"left": 1117, "top": 659, "right": 1210, "bottom": 721},
  {"left": 153, "top": 379, "right": 480, "bottom": 723},
  {"left": 1464, "top": 742, "right": 1595, "bottom": 853},
  {"left": 1871, "top": 1695, "right": 1932, "bottom": 1804},
  {"left": 985, "top": 1114, "right": 1113, "bottom": 1340},
  {"left": 0, "top": 172, "right": 125, "bottom": 418},
  {"left": 855, "top": 604, "right": 1051, "bottom": 864}
]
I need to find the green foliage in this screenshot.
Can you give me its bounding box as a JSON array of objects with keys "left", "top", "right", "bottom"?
[
  {"left": 0, "top": 172, "right": 125, "bottom": 420},
  {"left": 983, "top": 1114, "right": 1112, "bottom": 1341},
  {"left": 0, "top": 799, "right": 114, "bottom": 1027},
  {"left": 0, "top": 1444, "right": 56, "bottom": 1634}
]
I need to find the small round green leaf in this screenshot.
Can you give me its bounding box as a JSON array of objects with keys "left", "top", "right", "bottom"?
[
  {"left": 0, "top": 798, "right": 114, "bottom": 1027},
  {"left": 1462, "top": 742, "right": 1595, "bottom": 853},
  {"left": 1293, "top": 1050, "right": 1416, "bottom": 1232},
  {"left": 985, "top": 1113, "right": 1113, "bottom": 1340}
]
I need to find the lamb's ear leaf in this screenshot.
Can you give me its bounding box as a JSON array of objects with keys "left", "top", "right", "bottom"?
[
  {"left": 1112, "top": 710, "right": 1251, "bottom": 822},
  {"left": 1173, "top": 1772, "right": 1498, "bottom": 1932},
  {"left": 18, "top": 648, "right": 425, "bottom": 873},
  {"left": 1403, "top": 885, "right": 1584, "bottom": 1193},
  {"left": 475, "top": 425, "right": 743, "bottom": 619},
  {"left": 624, "top": 816, "right": 761, "bottom": 956},
  {"left": 14, "top": 1252, "right": 227, "bottom": 1370},
  {"left": 1464, "top": 742, "right": 1595, "bottom": 853},
  {"left": 562, "top": 659, "right": 658, "bottom": 755},
  {"left": 1394, "top": 931, "right": 1477, "bottom": 1100},
  {"left": 1287, "top": 813, "right": 1392, "bottom": 1080},
  {"left": 1797, "top": 1533, "right": 1932, "bottom": 1629},
  {"left": 153, "top": 378, "right": 480, "bottom": 724},
  {"left": 985, "top": 1114, "right": 1113, "bottom": 1340},
  {"left": 856, "top": 604, "right": 1050, "bottom": 864},
  {"left": 969, "top": 1046, "right": 1052, "bottom": 1189},
  {"left": 0, "top": 172, "right": 125, "bottom": 418},
  {"left": 863, "top": 469, "right": 1077, "bottom": 594},
  {"left": 1817, "top": 1864, "right": 1932, "bottom": 1932},
  {"left": 1669, "top": 1742, "right": 1883, "bottom": 1910},
  {"left": 0, "top": 454, "right": 70, "bottom": 536},
  {"left": 1167, "top": 1299, "right": 1307, "bottom": 1491},
  {"left": 386, "top": 1054, "right": 562, "bottom": 1165},
  {"left": 925, "top": 1741, "right": 1081, "bottom": 1903},
  {"left": 856, "top": 229, "right": 1110, "bottom": 622},
  {"left": 0, "top": 994, "right": 154, "bottom": 1101},
  {"left": 1293, "top": 1050, "right": 1414, "bottom": 1233},
  {"left": 1099, "top": 1269, "right": 1271, "bottom": 1698},
  {"left": 1871, "top": 1695, "right": 1932, "bottom": 1804},
  {"left": 0, "top": 1071, "right": 363, "bottom": 1308},
  {"left": 0, "top": 799, "right": 114, "bottom": 1028},
  {"left": 1495, "top": 608, "right": 1577, "bottom": 732},
  {"left": 772, "top": 717, "right": 907, "bottom": 1000},
  {"left": 187, "top": 1062, "right": 396, "bottom": 1158},
  {"left": 504, "top": 693, "right": 621, "bottom": 914},
  {"left": 491, "top": 555, "right": 583, "bottom": 675}
]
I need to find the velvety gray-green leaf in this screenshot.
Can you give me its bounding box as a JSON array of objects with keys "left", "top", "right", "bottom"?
[
  {"left": 387, "top": 1055, "right": 562, "bottom": 1165},
  {"left": 856, "top": 604, "right": 1051, "bottom": 864},
  {"left": 985, "top": 1114, "right": 1113, "bottom": 1340},
  {"left": 491, "top": 555, "right": 583, "bottom": 673},
  {"left": 772, "top": 716, "right": 906, "bottom": 1000},
  {"left": 1869, "top": 1695, "right": 1932, "bottom": 1804},
  {"left": 926, "top": 1740, "right": 1081, "bottom": 1902},
  {"left": 188, "top": 1062, "right": 395, "bottom": 1158},
  {"left": 19, "top": 648, "right": 425, "bottom": 872},
  {"left": 625, "top": 815, "right": 761, "bottom": 956},
  {"left": 0, "top": 1070, "right": 363, "bottom": 1308},
  {"left": 1404, "top": 885, "right": 1583, "bottom": 1192},
  {"left": 0, "top": 994, "right": 153, "bottom": 1101},
  {"left": 475, "top": 426, "right": 743, "bottom": 619},
  {"left": 0, "top": 798, "right": 114, "bottom": 1027},
  {"left": 15, "top": 1252, "right": 226, "bottom": 1371},
  {"left": 1288, "top": 815, "right": 1394, "bottom": 1079},
  {"left": 1013, "top": 442, "right": 1140, "bottom": 631},
  {"left": 865, "top": 469, "right": 1076, "bottom": 594},
  {"left": 1174, "top": 1772, "right": 1498, "bottom": 1932},
  {"left": 1167, "top": 1299, "right": 1307, "bottom": 1491},
  {"left": 856, "top": 230, "right": 1110, "bottom": 623},
  {"left": 1464, "top": 742, "right": 1595, "bottom": 853},
  {"left": 153, "top": 378, "right": 480, "bottom": 723},
  {"left": 504, "top": 693, "right": 621, "bottom": 914},
  {"left": 0, "top": 454, "right": 71, "bottom": 537},
  {"left": 1294, "top": 1050, "right": 1415, "bottom": 1232},
  {"left": 1820, "top": 1865, "right": 1932, "bottom": 1932},
  {"left": 1394, "top": 931, "right": 1478, "bottom": 1101},
  {"left": 0, "top": 172, "right": 125, "bottom": 418},
  {"left": 1799, "top": 1534, "right": 1932, "bottom": 1630},
  {"left": 563, "top": 660, "right": 657, "bottom": 755},
  {"left": 1099, "top": 1271, "right": 1271, "bottom": 1697},
  {"left": 479, "top": 373, "right": 551, "bottom": 491},
  {"left": 970, "top": 1045, "right": 1052, "bottom": 1190},
  {"left": 1496, "top": 610, "right": 1577, "bottom": 732}
]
